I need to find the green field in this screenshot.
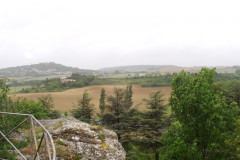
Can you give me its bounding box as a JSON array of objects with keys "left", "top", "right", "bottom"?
[{"left": 9, "top": 85, "right": 32, "bottom": 94}]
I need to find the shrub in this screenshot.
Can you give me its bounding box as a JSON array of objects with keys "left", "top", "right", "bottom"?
[{"left": 48, "top": 110, "right": 61, "bottom": 119}]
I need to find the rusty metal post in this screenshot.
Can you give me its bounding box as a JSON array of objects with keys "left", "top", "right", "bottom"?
[
  {"left": 30, "top": 116, "right": 40, "bottom": 160},
  {"left": 0, "top": 112, "right": 56, "bottom": 160},
  {"left": 44, "top": 131, "right": 52, "bottom": 160}
]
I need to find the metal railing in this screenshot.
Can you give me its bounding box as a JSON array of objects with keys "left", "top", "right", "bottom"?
[{"left": 0, "top": 112, "right": 56, "bottom": 160}]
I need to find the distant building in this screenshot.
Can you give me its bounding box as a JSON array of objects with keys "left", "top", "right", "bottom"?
[
  {"left": 6, "top": 82, "right": 12, "bottom": 86},
  {"left": 60, "top": 77, "right": 75, "bottom": 83},
  {"left": 60, "top": 77, "right": 67, "bottom": 80},
  {"left": 139, "top": 73, "right": 146, "bottom": 77}
]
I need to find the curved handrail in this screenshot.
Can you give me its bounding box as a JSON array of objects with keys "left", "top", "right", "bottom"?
[{"left": 0, "top": 112, "right": 56, "bottom": 160}]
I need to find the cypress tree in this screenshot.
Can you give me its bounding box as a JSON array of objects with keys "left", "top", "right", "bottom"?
[
  {"left": 124, "top": 85, "right": 133, "bottom": 111},
  {"left": 99, "top": 88, "right": 106, "bottom": 115}
]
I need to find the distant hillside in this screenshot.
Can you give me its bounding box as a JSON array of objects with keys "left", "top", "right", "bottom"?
[
  {"left": 99, "top": 65, "right": 239, "bottom": 74},
  {"left": 99, "top": 65, "right": 177, "bottom": 72},
  {"left": 0, "top": 62, "right": 98, "bottom": 78},
  {"left": 1, "top": 63, "right": 239, "bottom": 79}
]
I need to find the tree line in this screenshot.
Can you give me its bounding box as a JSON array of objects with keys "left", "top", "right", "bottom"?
[
  {"left": 11, "top": 69, "right": 240, "bottom": 94},
  {"left": 71, "top": 68, "right": 240, "bottom": 160}
]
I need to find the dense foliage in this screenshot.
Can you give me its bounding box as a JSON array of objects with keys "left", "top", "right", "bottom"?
[
  {"left": 0, "top": 79, "right": 61, "bottom": 158},
  {"left": 100, "top": 85, "right": 170, "bottom": 160},
  {"left": 0, "top": 79, "right": 52, "bottom": 120},
  {"left": 159, "top": 68, "right": 240, "bottom": 160}
]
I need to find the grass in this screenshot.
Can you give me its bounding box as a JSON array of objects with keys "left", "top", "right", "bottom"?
[
  {"left": 9, "top": 85, "right": 32, "bottom": 94},
  {"left": 91, "top": 125, "right": 103, "bottom": 132},
  {"left": 55, "top": 145, "right": 81, "bottom": 159},
  {"left": 36, "top": 134, "right": 42, "bottom": 139},
  {"left": 98, "top": 133, "right": 105, "bottom": 141},
  {"left": 12, "top": 85, "right": 171, "bottom": 113},
  {"left": 54, "top": 122, "right": 63, "bottom": 130},
  {"left": 35, "top": 127, "right": 43, "bottom": 134},
  {"left": 21, "top": 147, "right": 32, "bottom": 155},
  {"left": 57, "top": 140, "right": 65, "bottom": 145},
  {"left": 74, "top": 154, "right": 83, "bottom": 160}
]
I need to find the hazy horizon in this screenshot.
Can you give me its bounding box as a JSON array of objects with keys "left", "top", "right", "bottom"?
[
  {"left": 0, "top": 61, "right": 238, "bottom": 71},
  {"left": 1, "top": 0, "right": 240, "bottom": 69}
]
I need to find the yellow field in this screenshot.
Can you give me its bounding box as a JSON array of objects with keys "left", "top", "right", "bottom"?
[{"left": 13, "top": 85, "right": 171, "bottom": 113}]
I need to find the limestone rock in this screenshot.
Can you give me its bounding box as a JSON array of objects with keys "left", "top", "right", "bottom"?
[{"left": 40, "top": 117, "right": 126, "bottom": 160}]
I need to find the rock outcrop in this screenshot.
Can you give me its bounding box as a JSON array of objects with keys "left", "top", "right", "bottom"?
[{"left": 40, "top": 117, "right": 126, "bottom": 160}]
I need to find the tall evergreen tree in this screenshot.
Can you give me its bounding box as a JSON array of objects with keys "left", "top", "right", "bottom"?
[
  {"left": 72, "top": 90, "right": 94, "bottom": 122},
  {"left": 141, "top": 90, "right": 168, "bottom": 160},
  {"left": 124, "top": 85, "right": 133, "bottom": 111},
  {"left": 102, "top": 87, "right": 169, "bottom": 159},
  {"left": 99, "top": 88, "right": 106, "bottom": 115}
]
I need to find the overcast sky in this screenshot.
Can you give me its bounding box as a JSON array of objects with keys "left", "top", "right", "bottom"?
[{"left": 1, "top": 0, "right": 240, "bottom": 69}]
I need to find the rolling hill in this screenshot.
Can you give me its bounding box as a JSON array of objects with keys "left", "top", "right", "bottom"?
[
  {"left": 0, "top": 62, "right": 98, "bottom": 78},
  {"left": 99, "top": 65, "right": 177, "bottom": 72},
  {"left": 99, "top": 65, "right": 239, "bottom": 74},
  {"left": 1, "top": 63, "right": 239, "bottom": 79}
]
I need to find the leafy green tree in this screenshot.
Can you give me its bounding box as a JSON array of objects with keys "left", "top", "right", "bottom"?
[
  {"left": 14, "top": 97, "right": 50, "bottom": 119},
  {"left": 224, "top": 102, "right": 240, "bottom": 159},
  {"left": 225, "top": 80, "right": 240, "bottom": 107},
  {"left": 235, "top": 69, "right": 240, "bottom": 75},
  {"left": 0, "top": 79, "right": 51, "bottom": 122},
  {"left": 234, "top": 119, "right": 240, "bottom": 158},
  {"left": 160, "top": 122, "right": 201, "bottom": 160},
  {"left": 0, "top": 79, "right": 51, "bottom": 159},
  {"left": 0, "top": 78, "right": 13, "bottom": 112},
  {"left": 124, "top": 85, "right": 133, "bottom": 111},
  {"left": 72, "top": 90, "right": 94, "bottom": 122},
  {"left": 0, "top": 79, "right": 14, "bottom": 133},
  {"left": 44, "top": 78, "right": 62, "bottom": 91},
  {"left": 99, "top": 88, "right": 106, "bottom": 115},
  {"left": 160, "top": 68, "right": 239, "bottom": 160}
]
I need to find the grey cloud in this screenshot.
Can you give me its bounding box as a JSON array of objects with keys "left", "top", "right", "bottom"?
[{"left": 1, "top": 0, "right": 240, "bottom": 69}]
